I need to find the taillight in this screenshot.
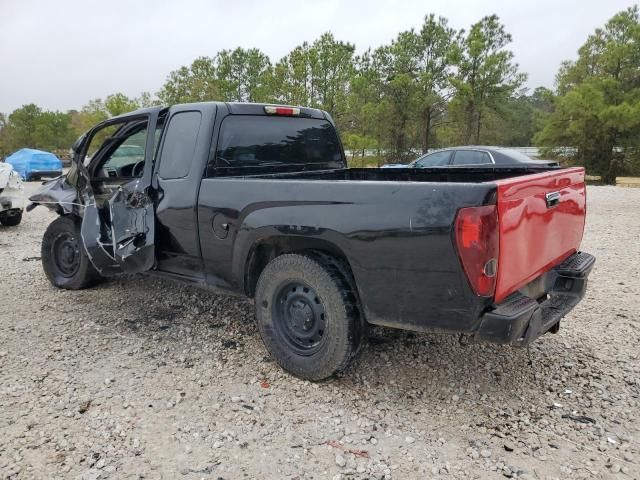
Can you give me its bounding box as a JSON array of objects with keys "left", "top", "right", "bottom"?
[
  {"left": 264, "top": 105, "right": 300, "bottom": 116},
  {"left": 455, "top": 205, "right": 499, "bottom": 297}
]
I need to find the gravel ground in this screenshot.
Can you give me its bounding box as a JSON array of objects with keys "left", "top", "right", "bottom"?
[{"left": 1, "top": 183, "right": 639, "bottom": 480}]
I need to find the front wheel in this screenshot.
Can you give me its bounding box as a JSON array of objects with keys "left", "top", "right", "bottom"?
[
  {"left": 41, "top": 215, "right": 102, "bottom": 290},
  {"left": 255, "top": 253, "right": 365, "bottom": 381},
  {"left": 0, "top": 209, "right": 22, "bottom": 226}
]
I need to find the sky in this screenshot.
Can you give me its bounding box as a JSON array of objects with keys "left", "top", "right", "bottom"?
[{"left": 0, "top": 0, "right": 636, "bottom": 114}]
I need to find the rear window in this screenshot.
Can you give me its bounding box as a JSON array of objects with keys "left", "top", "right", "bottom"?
[{"left": 212, "top": 116, "right": 344, "bottom": 176}]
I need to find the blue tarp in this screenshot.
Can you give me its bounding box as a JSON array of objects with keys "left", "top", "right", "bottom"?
[{"left": 5, "top": 148, "right": 63, "bottom": 180}]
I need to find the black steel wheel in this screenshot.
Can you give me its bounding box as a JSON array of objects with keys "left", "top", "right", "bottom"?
[
  {"left": 51, "top": 231, "right": 81, "bottom": 277},
  {"left": 273, "top": 281, "right": 327, "bottom": 355},
  {"left": 41, "top": 215, "right": 102, "bottom": 290},
  {"left": 255, "top": 253, "right": 365, "bottom": 381}
]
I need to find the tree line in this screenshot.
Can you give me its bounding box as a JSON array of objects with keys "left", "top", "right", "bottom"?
[{"left": 1, "top": 7, "right": 638, "bottom": 183}]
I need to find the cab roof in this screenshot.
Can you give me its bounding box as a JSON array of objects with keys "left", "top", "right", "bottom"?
[{"left": 114, "top": 102, "right": 328, "bottom": 121}]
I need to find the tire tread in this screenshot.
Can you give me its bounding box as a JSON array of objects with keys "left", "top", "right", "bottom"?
[
  {"left": 255, "top": 253, "right": 365, "bottom": 381},
  {"left": 41, "top": 215, "right": 102, "bottom": 290}
]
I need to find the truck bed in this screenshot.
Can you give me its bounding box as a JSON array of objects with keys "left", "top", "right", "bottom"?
[
  {"left": 241, "top": 166, "right": 558, "bottom": 183},
  {"left": 197, "top": 166, "right": 586, "bottom": 337}
]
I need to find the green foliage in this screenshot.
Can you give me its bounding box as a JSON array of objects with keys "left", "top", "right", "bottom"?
[
  {"left": 0, "top": 113, "right": 7, "bottom": 155},
  {"left": 449, "top": 15, "right": 527, "bottom": 144},
  {"left": 34, "top": 111, "right": 76, "bottom": 152},
  {"left": 157, "top": 49, "right": 272, "bottom": 105},
  {"left": 104, "top": 93, "right": 140, "bottom": 116},
  {"left": 157, "top": 57, "right": 219, "bottom": 104},
  {"left": 215, "top": 48, "right": 272, "bottom": 102},
  {"left": 271, "top": 33, "right": 355, "bottom": 121},
  {"left": 414, "top": 15, "right": 458, "bottom": 152},
  {"left": 536, "top": 6, "right": 640, "bottom": 183},
  {"left": 4, "top": 104, "right": 42, "bottom": 151},
  {"left": 342, "top": 132, "right": 378, "bottom": 162},
  {"left": 0, "top": 104, "right": 74, "bottom": 155},
  {"left": 344, "top": 15, "right": 459, "bottom": 161},
  {"left": 0, "top": 93, "right": 145, "bottom": 157}
]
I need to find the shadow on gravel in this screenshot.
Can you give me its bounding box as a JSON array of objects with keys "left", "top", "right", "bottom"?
[
  {"left": 76, "top": 273, "right": 555, "bottom": 402},
  {"left": 354, "top": 328, "right": 540, "bottom": 387}
]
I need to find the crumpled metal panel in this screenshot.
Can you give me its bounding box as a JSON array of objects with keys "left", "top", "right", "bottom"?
[
  {"left": 0, "top": 163, "right": 26, "bottom": 212},
  {"left": 28, "top": 176, "right": 78, "bottom": 215},
  {"left": 107, "top": 187, "right": 155, "bottom": 272}
]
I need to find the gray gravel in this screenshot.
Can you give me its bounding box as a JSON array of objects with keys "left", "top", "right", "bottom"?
[{"left": 1, "top": 183, "right": 639, "bottom": 479}]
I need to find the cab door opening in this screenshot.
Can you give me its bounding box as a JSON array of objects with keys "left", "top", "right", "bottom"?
[{"left": 70, "top": 109, "right": 164, "bottom": 275}]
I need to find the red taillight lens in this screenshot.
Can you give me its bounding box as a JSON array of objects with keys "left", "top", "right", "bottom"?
[{"left": 455, "top": 205, "right": 499, "bottom": 297}]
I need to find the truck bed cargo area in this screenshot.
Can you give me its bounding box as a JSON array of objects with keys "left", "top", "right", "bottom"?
[{"left": 243, "top": 166, "right": 558, "bottom": 183}]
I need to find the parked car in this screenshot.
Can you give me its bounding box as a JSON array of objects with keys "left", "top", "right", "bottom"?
[
  {"left": 382, "top": 146, "right": 560, "bottom": 169},
  {"left": 30, "top": 102, "right": 594, "bottom": 381},
  {"left": 0, "top": 161, "right": 26, "bottom": 226},
  {"left": 5, "top": 148, "right": 63, "bottom": 181}
]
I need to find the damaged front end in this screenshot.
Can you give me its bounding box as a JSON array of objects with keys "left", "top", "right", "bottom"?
[
  {"left": 77, "top": 182, "right": 156, "bottom": 276},
  {"left": 30, "top": 108, "right": 161, "bottom": 276},
  {"left": 28, "top": 149, "right": 116, "bottom": 271},
  {"left": 0, "top": 162, "right": 26, "bottom": 225},
  {"left": 28, "top": 175, "right": 79, "bottom": 215},
  {"left": 28, "top": 131, "right": 86, "bottom": 216}
]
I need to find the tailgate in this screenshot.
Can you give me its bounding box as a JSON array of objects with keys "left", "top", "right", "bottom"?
[{"left": 494, "top": 167, "right": 586, "bottom": 303}]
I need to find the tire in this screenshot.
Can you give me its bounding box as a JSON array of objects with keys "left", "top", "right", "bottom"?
[
  {"left": 255, "top": 253, "right": 365, "bottom": 381},
  {"left": 41, "top": 215, "right": 102, "bottom": 290},
  {"left": 0, "top": 209, "right": 22, "bottom": 226}
]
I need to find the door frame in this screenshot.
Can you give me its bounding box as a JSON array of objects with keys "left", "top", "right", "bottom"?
[{"left": 70, "top": 108, "right": 164, "bottom": 275}]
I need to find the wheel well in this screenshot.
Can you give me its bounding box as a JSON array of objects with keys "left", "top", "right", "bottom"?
[
  {"left": 60, "top": 212, "right": 81, "bottom": 224},
  {"left": 244, "top": 237, "right": 356, "bottom": 298}
]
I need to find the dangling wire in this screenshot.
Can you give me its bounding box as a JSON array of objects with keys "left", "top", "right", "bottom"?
[{"left": 30, "top": 200, "right": 95, "bottom": 207}]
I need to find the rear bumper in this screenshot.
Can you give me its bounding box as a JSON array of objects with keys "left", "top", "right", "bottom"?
[{"left": 475, "top": 251, "right": 595, "bottom": 346}]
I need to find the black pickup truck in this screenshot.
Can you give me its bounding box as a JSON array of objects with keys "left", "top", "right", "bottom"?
[{"left": 30, "top": 102, "right": 595, "bottom": 380}]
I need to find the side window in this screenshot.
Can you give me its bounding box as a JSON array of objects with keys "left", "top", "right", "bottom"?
[
  {"left": 157, "top": 111, "right": 202, "bottom": 179},
  {"left": 85, "top": 124, "right": 119, "bottom": 165},
  {"left": 88, "top": 121, "right": 148, "bottom": 178},
  {"left": 414, "top": 151, "right": 451, "bottom": 167},
  {"left": 102, "top": 129, "right": 146, "bottom": 174},
  {"left": 452, "top": 150, "right": 492, "bottom": 166}
]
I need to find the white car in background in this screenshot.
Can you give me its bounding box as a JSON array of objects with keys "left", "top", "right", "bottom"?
[{"left": 0, "top": 162, "right": 26, "bottom": 226}]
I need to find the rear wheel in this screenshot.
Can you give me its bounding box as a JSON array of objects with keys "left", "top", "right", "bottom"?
[
  {"left": 255, "top": 253, "right": 364, "bottom": 381},
  {"left": 41, "top": 215, "right": 102, "bottom": 289},
  {"left": 0, "top": 209, "right": 22, "bottom": 226}
]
